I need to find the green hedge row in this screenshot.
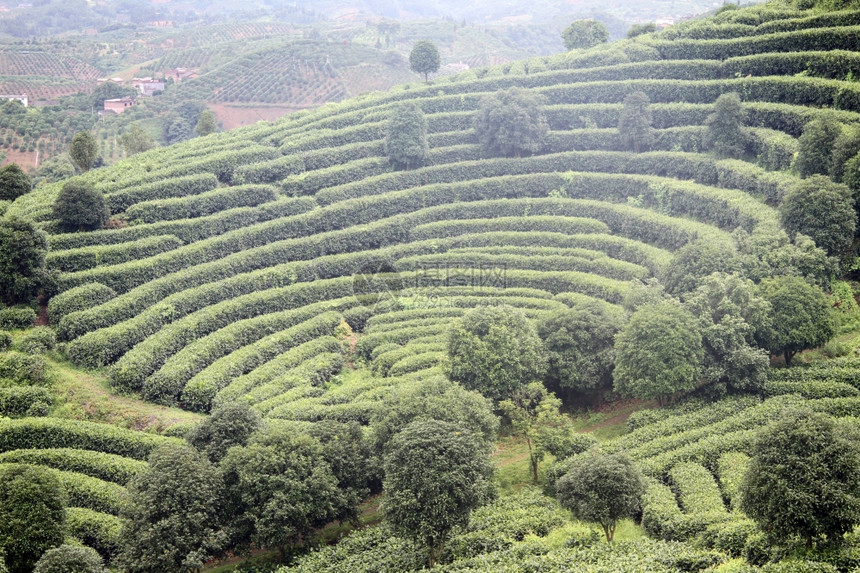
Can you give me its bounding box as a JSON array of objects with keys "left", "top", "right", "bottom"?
[
  {"left": 641, "top": 480, "right": 715, "bottom": 542},
  {"left": 66, "top": 507, "right": 122, "bottom": 563},
  {"left": 669, "top": 462, "right": 729, "bottom": 518},
  {"left": 0, "top": 462, "right": 125, "bottom": 515},
  {"left": 0, "top": 386, "right": 51, "bottom": 417},
  {"left": 0, "top": 447, "right": 146, "bottom": 484},
  {"left": 724, "top": 50, "right": 860, "bottom": 81},
  {"left": 47, "top": 283, "right": 117, "bottom": 325},
  {"left": 124, "top": 184, "right": 278, "bottom": 224},
  {"left": 232, "top": 154, "right": 305, "bottom": 184},
  {"left": 0, "top": 351, "right": 51, "bottom": 386},
  {"left": 149, "top": 310, "right": 344, "bottom": 410},
  {"left": 215, "top": 337, "right": 344, "bottom": 409},
  {"left": 764, "top": 379, "right": 860, "bottom": 399},
  {"left": 747, "top": 128, "right": 797, "bottom": 172},
  {"left": 409, "top": 216, "right": 608, "bottom": 239},
  {"left": 387, "top": 351, "right": 446, "bottom": 377},
  {"left": 103, "top": 173, "right": 218, "bottom": 213},
  {"left": 716, "top": 452, "right": 750, "bottom": 511},
  {"left": 244, "top": 351, "right": 345, "bottom": 411},
  {"left": 0, "top": 417, "right": 182, "bottom": 460},
  {"left": 47, "top": 235, "right": 184, "bottom": 274}
]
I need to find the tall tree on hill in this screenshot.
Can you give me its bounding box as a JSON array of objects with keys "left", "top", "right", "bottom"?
[
  {"left": 409, "top": 40, "right": 441, "bottom": 82},
  {"left": 704, "top": 92, "right": 747, "bottom": 159},
  {"left": 384, "top": 102, "right": 428, "bottom": 170},
  {"left": 780, "top": 175, "right": 856, "bottom": 259},
  {"left": 0, "top": 216, "right": 47, "bottom": 306},
  {"left": 561, "top": 19, "right": 609, "bottom": 50},
  {"left": 0, "top": 163, "right": 31, "bottom": 201},
  {"left": 618, "top": 91, "right": 654, "bottom": 153},
  {"left": 119, "top": 124, "right": 156, "bottom": 156},
  {"left": 473, "top": 87, "right": 548, "bottom": 158},
  {"left": 794, "top": 117, "right": 842, "bottom": 178},
  {"left": 69, "top": 131, "right": 98, "bottom": 172},
  {"left": 195, "top": 110, "right": 218, "bottom": 137},
  {"left": 53, "top": 181, "right": 110, "bottom": 233}
]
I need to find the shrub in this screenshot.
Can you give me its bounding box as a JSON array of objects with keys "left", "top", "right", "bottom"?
[
  {"left": 0, "top": 217, "right": 47, "bottom": 306},
  {"left": 47, "top": 283, "right": 116, "bottom": 325},
  {"left": 19, "top": 327, "right": 56, "bottom": 355},
  {"left": 0, "top": 332, "right": 9, "bottom": 352},
  {"left": 0, "top": 351, "right": 50, "bottom": 385},
  {"left": 53, "top": 181, "right": 110, "bottom": 233},
  {"left": 0, "top": 307, "right": 35, "bottom": 330},
  {"left": 33, "top": 545, "right": 106, "bottom": 573},
  {"left": 0, "top": 387, "right": 52, "bottom": 417}
]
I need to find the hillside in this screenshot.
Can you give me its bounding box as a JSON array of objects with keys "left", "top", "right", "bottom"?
[{"left": 4, "top": 0, "right": 860, "bottom": 571}]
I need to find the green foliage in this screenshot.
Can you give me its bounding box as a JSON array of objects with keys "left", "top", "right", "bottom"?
[
  {"left": 662, "top": 239, "right": 740, "bottom": 295},
  {"left": 408, "top": 40, "right": 440, "bottom": 82},
  {"left": 794, "top": 117, "right": 843, "bottom": 178},
  {"left": 0, "top": 164, "right": 31, "bottom": 201},
  {"left": 562, "top": 20, "right": 609, "bottom": 50},
  {"left": 33, "top": 545, "right": 106, "bottom": 573},
  {"left": 119, "top": 444, "right": 223, "bottom": 573},
  {"left": 0, "top": 217, "right": 47, "bottom": 305},
  {"left": 829, "top": 126, "right": 860, "bottom": 182},
  {"left": 704, "top": 92, "right": 748, "bottom": 159},
  {"left": 220, "top": 427, "right": 339, "bottom": 554},
  {"left": 556, "top": 451, "right": 644, "bottom": 542},
  {"left": 19, "top": 327, "right": 57, "bottom": 355},
  {"left": 53, "top": 181, "right": 109, "bottom": 233},
  {"left": 755, "top": 276, "right": 836, "bottom": 365},
  {"left": 627, "top": 22, "right": 657, "bottom": 38},
  {"left": 446, "top": 305, "right": 547, "bottom": 402},
  {"left": 382, "top": 419, "right": 494, "bottom": 567},
  {"left": 741, "top": 409, "right": 860, "bottom": 545},
  {"left": 47, "top": 283, "right": 116, "bottom": 325},
  {"left": 536, "top": 300, "right": 621, "bottom": 394},
  {"left": 384, "top": 102, "right": 428, "bottom": 170},
  {"left": 473, "top": 87, "right": 548, "bottom": 157},
  {"left": 118, "top": 124, "right": 156, "bottom": 157},
  {"left": 614, "top": 302, "right": 704, "bottom": 404},
  {"left": 618, "top": 91, "right": 654, "bottom": 153},
  {"left": 0, "top": 464, "right": 67, "bottom": 573},
  {"left": 194, "top": 110, "right": 218, "bottom": 137},
  {"left": 780, "top": 175, "right": 855, "bottom": 259},
  {"left": 0, "top": 306, "right": 36, "bottom": 330},
  {"left": 69, "top": 131, "right": 98, "bottom": 173},
  {"left": 186, "top": 401, "right": 262, "bottom": 463}
]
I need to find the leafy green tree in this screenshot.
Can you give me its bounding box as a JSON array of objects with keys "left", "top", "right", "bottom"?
[
  {"left": 446, "top": 305, "right": 547, "bottom": 402},
  {"left": 561, "top": 19, "right": 609, "bottom": 50},
  {"left": 556, "top": 451, "right": 644, "bottom": 542},
  {"left": 499, "top": 382, "right": 579, "bottom": 483},
  {"left": 683, "top": 273, "right": 771, "bottom": 396},
  {"left": 0, "top": 216, "right": 47, "bottom": 306},
  {"left": 627, "top": 22, "right": 657, "bottom": 38},
  {"left": 384, "top": 102, "right": 428, "bottom": 170},
  {"left": 755, "top": 276, "right": 836, "bottom": 365},
  {"left": 382, "top": 419, "right": 494, "bottom": 568},
  {"left": 844, "top": 151, "right": 860, "bottom": 193},
  {"left": 0, "top": 464, "right": 67, "bottom": 573},
  {"left": 704, "top": 92, "right": 747, "bottom": 158},
  {"left": 780, "top": 175, "right": 855, "bottom": 259},
  {"left": 33, "top": 545, "right": 106, "bottom": 573},
  {"left": 220, "top": 428, "right": 340, "bottom": 558},
  {"left": 408, "top": 40, "right": 441, "bottom": 82},
  {"left": 794, "top": 117, "right": 842, "bottom": 178},
  {"left": 473, "top": 87, "right": 548, "bottom": 157},
  {"left": 53, "top": 181, "right": 109, "bottom": 233},
  {"left": 741, "top": 409, "right": 860, "bottom": 546},
  {"left": 617, "top": 91, "right": 654, "bottom": 153},
  {"left": 33, "top": 155, "right": 75, "bottom": 187},
  {"left": 536, "top": 301, "right": 622, "bottom": 395},
  {"left": 186, "top": 401, "right": 262, "bottom": 463},
  {"left": 829, "top": 126, "right": 860, "bottom": 182},
  {"left": 69, "top": 131, "right": 98, "bottom": 172},
  {"left": 370, "top": 376, "right": 498, "bottom": 455},
  {"left": 733, "top": 222, "right": 836, "bottom": 288},
  {"left": 194, "top": 110, "right": 218, "bottom": 137},
  {"left": 0, "top": 163, "right": 31, "bottom": 201},
  {"left": 118, "top": 444, "right": 224, "bottom": 573},
  {"left": 613, "top": 302, "right": 704, "bottom": 405},
  {"left": 119, "top": 124, "right": 156, "bottom": 156},
  {"left": 164, "top": 117, "right": 193, "bottom": 145},
  {"left": 662, "top": 239, "right": 740, "bottom": 295}
]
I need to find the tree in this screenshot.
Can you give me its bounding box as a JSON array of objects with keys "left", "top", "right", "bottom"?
[
  {"left": 186, "top": 401, "right": 262, "bottom": 463},
  {"left": 53, "top": 181, "right": 109, "bottom": 233},
  {"left": 194, "top": 110, "right": 218, "bottom": 137},
  {"left": 408, "top": 40, "right": 440, "bottom": 82},
  {"left": 780, "top": 175, "right": 855, "bottom": 259},
  {"left": 536, "top": 301, "right": 622, "bottom": 395},
  {"left": 118, "top": 444, "right": 224, "bottom": 573},
  {"left": 662, "top": 239, "right": 741, "bottom": 296},
  {"left": 794, "top": 117, "right": 842, "bottom": 178},
  {"left": 561, "top": 19, "right": 609, "bottom": 50},
  {"left": 0, "top": 216, "right": 47, "bottom": 306},
  {"left": 755, "top": 276, "right": 836, "bottom": 365},
  {"left": 627, "top": 22, "right": 657, "bottom": 38},
  {"left": 613, "top": 302, "right": 704, "bottom": 404},
  {"left": 382, "top": 420, "right": 494, "bottom": 567},
  {"left": 33, "top": 545, "right": 106, "bottom": 573},
  {"left": 704, "top": 92, "right": 747, "bottom": 158},
  {"left": 829, "top": 126, "right": 860, "bottom": 182},
  {"left": 741, "top": 409, "right": 860, "bottom": 546},
  {"left": 164, "top": 117, "right": 193, "bottom": 145},
  {"left": 683, "top": 273, "right": 772, "bottom": 396},
  {"left": 33, "top": 155, "right": 75, "bottom": 187},
  {"left": 499, "top": 382, "right": 580, "bottom": 483},
  {"left": 473, "top": 87, "right": 548, "bottom": 157},
  {"left": 0, "top": 163, "right": 31, "bottom": 201},
  {"left": 119, "top": 124, "right": 156, "bottom": 156},
  {"left": 220, "top": 428, "right": 340, "bottom": 557},
  {"left": 370, "top": 376, "right": 498, "bottom": 455},
  {"left": 556, "top": 451, "right": 644, "bottom": 542},
  {"left": 446, "top": 305, "right": 547, "bottom": 402},
  {"left": 69, "top": 131, "right": 98, "bottom": 173},
  {"left": 384, "top": 102, "right": 428, "bottom": 170},
  {"left": 617, "top": 91, "right": 654, "bottom": 153},
  {"left": 0, "top": 464, "right": 67, "bottom": 573}
]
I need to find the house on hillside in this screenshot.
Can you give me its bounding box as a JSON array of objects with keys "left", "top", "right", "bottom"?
[
  {"left": 0, "top": 94, "right": 27, "bottom": 107},
  {"left": 167, "top": 67, "right": 198, "bottom": 83},
  {"left": 103, "top": 97, "right": 135, "bottom": 114},
  {"left": 131, "top": 77, "right": 165, "bottom": 96}
]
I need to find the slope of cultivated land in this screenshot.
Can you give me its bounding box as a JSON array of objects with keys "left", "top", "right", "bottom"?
[{"left": 7, "top": 2, "right": 860, "bottom": 569}]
